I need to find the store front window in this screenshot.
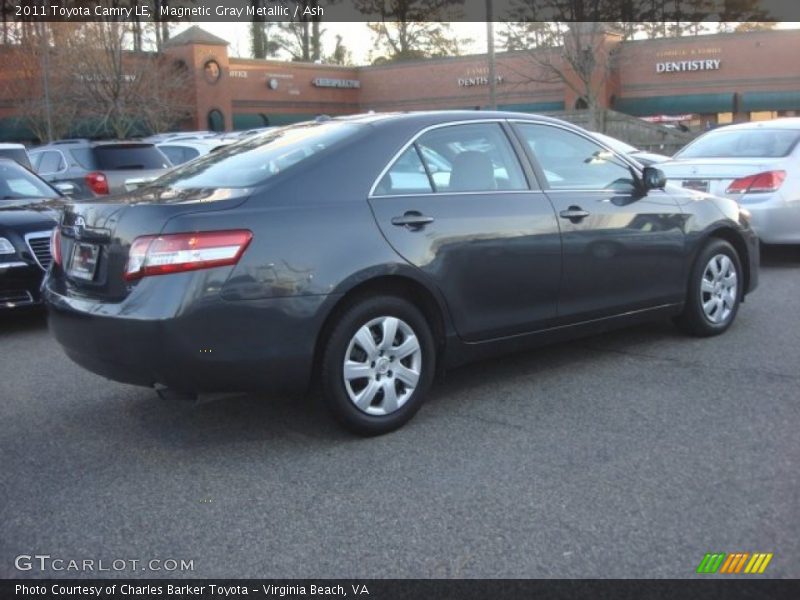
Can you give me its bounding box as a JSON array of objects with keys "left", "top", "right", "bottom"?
[
  {"left": 717, "top": 112, "right": 733, "bottom": 125},
  {"left": 750, "top": 111, "right": 779, "bottom": 121}
]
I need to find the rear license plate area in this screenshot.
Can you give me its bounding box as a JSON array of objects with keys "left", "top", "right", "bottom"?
[
  {"left": 68, "top": 242, "right": 100, "bottom": 281},
  {"left": 682, "top": 179, "right": 709, "bottom": 193}
]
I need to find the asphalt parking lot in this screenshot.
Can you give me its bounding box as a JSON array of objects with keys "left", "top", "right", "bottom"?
[{"left": 1, "top": 246, "right": 798, "bottom": 579}]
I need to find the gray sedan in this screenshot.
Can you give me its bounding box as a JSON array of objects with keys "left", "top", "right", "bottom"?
[{"left": 44, "top": 111, "right": 759, "bottom": 435}]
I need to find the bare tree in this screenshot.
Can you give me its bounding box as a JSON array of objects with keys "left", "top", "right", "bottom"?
[
  {"left": 136, "top": 58, "right": 194, "bottom": 134},
  {"left": 65, "top": 21, "right": 195, "bottom": 138},
  {"left": 4, "top": 23, "right": 80, "bottom": 142},
  {"left": 356, "top": 0, "right": 467, "bottom": 62},
  {"left": 733, "top": 22, "right": 778, "bottom": 32},
  {"left": 503, "top": 20, "right": 616, "bottom": 131},
  {"left": 325, "top": 34, "right": 353, "bottom": 65},
  {"left": 270, "top": 1, "right": 326, "bottom": 61}
]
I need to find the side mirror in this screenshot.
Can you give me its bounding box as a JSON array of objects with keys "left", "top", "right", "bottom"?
[
  {"left": 642, "top": 166, "right": 666, "bottom": 191},
  {"left": 54, "top": 182, "right": 76, "bottom": 196}
]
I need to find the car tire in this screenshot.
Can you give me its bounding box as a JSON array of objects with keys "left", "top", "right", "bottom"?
[
  {"left": 674, "top": 238, "right": 742, "bottom": 337},
  {"left": 320, "top": 295, "right": 435, "bottom": 436}
]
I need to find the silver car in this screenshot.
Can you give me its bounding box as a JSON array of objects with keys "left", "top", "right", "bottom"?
[{"left": 659, "top": 118, "right": 800, "bottom": 244}]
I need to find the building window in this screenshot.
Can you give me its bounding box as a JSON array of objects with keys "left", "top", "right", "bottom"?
[
  {"left": 750, "top": 111, "right": 778, "bottom": 122},
  {"left": 717, "top": 112, "right": 733, "bottom": 125},
  {"left": 203, "top": 59, "right": 221, "bottom": 84}
]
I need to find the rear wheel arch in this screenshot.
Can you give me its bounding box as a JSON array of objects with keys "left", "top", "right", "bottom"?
[{"left": 312, "top": 275, "right": 449, "bottom": 385}]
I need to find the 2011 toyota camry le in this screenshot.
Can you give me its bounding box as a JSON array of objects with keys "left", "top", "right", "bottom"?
[{"left": 44, "top": 112, "right": 759, "bottom": 435}]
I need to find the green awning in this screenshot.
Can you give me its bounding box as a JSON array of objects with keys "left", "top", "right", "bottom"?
[
  {"left": 499, "top": 101, "right": 566, "bottom": 113},
  {"left": 265, "top": 113, "right": 315, "bottom": 126},
  {"left": 740, "top": 91, "right": 800, "bottom": 112},
  {"left": 614, "top": 93, "right": 735, "bottom": 116},
  {"left": 232, "top": 113, "right": 269, "bottom": 130}
]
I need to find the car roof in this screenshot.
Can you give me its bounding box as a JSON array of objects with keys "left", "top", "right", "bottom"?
[
  {"left": 331, "top": 110, "right": 574, "bottom": 128},
  {"left": 0, "top": 143, "right": 26, "bottom": 150},
  {"left": 33, "top": 139, "right": 158, "bottom": 151},
  {"left": 157, "top": 139, "right": 224, "bottom": 149}
]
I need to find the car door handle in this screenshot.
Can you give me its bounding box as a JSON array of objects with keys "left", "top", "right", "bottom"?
[
  {"left": 391, "top": 212, "right": 435, "bottom": 228},
  {"left": 559, "top": 207, "right": 590, "bottom": 220}
]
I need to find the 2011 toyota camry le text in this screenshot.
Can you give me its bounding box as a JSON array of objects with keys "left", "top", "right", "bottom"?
[{"left": 44, "top": 112, "right": 759, "bottom": 435}]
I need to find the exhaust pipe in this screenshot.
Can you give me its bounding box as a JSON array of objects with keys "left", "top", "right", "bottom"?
[{"left": 154, "top": 384, "right": 242, "bottom": 406}]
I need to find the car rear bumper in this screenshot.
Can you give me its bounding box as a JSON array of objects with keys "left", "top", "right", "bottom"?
[
  {"left": 44, "top": 279, "right": 337, "bottom": 394},
  {"left": 740, "top": 193, "right": 800, "bottom": 244}
]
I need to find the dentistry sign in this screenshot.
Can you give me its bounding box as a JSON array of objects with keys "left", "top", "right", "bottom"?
[{"left": 656, "top": 59, "right": 721, "bottom": 73}]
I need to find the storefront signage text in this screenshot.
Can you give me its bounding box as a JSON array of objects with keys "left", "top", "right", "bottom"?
[
  {"left": 458, "top": 75, "right": 505, "bottom": 87},
  {"left": 313, "top": 78, "right": 360, "bottom": 88},
  {"left": 656, "top": 59, "right": 721, "bottom": 73}
]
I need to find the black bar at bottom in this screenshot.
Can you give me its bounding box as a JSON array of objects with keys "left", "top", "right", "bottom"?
[{"left": 2, "top": 579, "right": 799, "bottom": 600}]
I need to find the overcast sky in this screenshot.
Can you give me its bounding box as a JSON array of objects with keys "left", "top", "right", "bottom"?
[
  {"left": 172, "top": 22, "right": 487, "bottom": 64},
  {"left": 175, "top": 22, "right": 800, "bottom": 66}
]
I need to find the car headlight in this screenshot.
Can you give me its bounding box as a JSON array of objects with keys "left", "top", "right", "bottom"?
[{"left": 0, "top": 237, "right": 17, "bottom": 255}]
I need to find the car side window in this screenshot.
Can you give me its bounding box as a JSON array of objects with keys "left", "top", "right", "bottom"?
[
  {"left": 37, "top": 151, "right": 65, "bottom": 175},
  {"left": 374, "top": 145, "right": 433, "bottom": 196},
  {"left": 516, "top": 124, "right": 637, "bottom": 192},
  {"left": 416, "top": 123, "right": 527, "bottom": 192}
]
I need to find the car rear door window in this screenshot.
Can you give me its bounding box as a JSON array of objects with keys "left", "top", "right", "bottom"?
[
  {"left": 374, "top": 146, "right": 433, "bottom": 195},
  {"left": 516, "top": 123, "right": 637, "bottom": 192},
  {"left": 37, "top": 151, "right": 65, "bottom": 174},
  {"left": 416, "top": 123, "right": 528, "bottom": 192}
]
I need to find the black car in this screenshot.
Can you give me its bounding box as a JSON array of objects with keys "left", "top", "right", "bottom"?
[
  {"left": 44, "top": 112, "right": 759, "bottom": 435},
  {"left": 1, "top": 159, "right": 63, "bottom": 309}
]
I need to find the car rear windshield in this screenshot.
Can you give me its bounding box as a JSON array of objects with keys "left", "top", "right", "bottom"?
[
  {"left": 152, "top": 121, "right": 361, "bottom": 189},
  {"left": 94, "top": 144, "right": 170, "bottom": 169},
  {"left": 676, "top": 129, "right": 800, "bottom": 159}
]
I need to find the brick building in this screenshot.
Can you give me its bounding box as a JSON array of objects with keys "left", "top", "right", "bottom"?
[{"left": 2, "top": 25, "right": 800, "bottom": 141}]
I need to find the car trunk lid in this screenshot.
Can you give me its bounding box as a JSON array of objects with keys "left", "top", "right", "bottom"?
[
  {"left": 57, "top": 186, "right": 251, "bottom": 300},
  {"left": 659, "top": 158, "right": 783, "bottom": 197}
]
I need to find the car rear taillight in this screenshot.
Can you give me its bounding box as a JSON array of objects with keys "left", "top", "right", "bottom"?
[
  {"left": 85, "top": 172, "right": 109, "bottom": 195},
  {"left": 50, "top": 227, "right": 62, "bottom": 266},
  {"left": 726, "top": 170, "right": 786, "bottom": 194},
  {"left": 124, "top": 230, "right": 253, "bottom": 281}
]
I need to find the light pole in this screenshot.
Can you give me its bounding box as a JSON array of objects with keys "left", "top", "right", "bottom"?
[
  {"left": 38, "top": 21, "right": 53, "bottom": 143},
  {"left": 486, "top": 0, "right": 497, "bottom": 110}
]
